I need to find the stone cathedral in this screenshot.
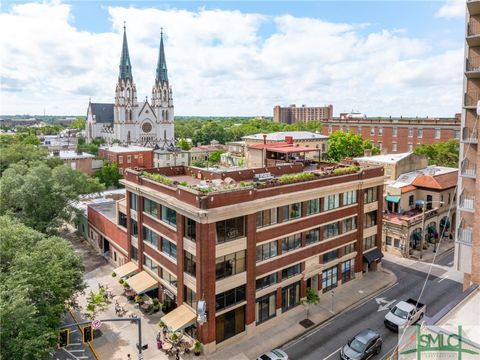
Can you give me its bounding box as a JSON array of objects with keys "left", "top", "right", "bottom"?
[{"left": 85, "top": 26, "right": 174, "bottom": 148}]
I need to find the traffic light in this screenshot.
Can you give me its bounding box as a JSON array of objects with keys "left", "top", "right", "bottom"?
[
  {"left": 82, "top": 325, "right": 93, "bottom": 343},
  {"left": 58, "top": 329, "right": 69, "bottom": 348}
]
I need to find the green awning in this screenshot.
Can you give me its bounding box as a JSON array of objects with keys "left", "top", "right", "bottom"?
[
  {"left": 385, "top": 195, "right": 400, "bottom": 203},
  {"left": 427, "top": 224, "right": 436, "bottom": 234}
]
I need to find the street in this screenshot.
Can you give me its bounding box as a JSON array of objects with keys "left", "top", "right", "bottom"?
[
  {"left": 283, "top": 259, "right": 463, "bottom": 360},
  {"left": 432, "top": 248, "right": 454, "bottom": 267}
]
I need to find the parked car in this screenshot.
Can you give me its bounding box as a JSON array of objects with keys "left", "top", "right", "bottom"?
[
  {"left": 340, "top": 328, "right": 382, "bottom": 360},
  {"left": 384, "top": 298, "right": 426, "bottom": 332},
  {"left": 256, "top": 348, "right": 289, "bottom": 360}
]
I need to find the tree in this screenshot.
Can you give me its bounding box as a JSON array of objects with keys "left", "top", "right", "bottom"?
[
  {"left": 414, "top": 139, "right": 459, "bottom": 167},
  {"left": 0, "top": 162, "right": 104, "bottom": 233},
  {"left": 177, "top": 138, "right": 191, "bottom": 151},
  {"left": 84, "top": 289, "right": 109, "bottom": 320},
  {"left": 208, "top": 150, "right": 226, "bottom": 164},
  {"left": 302, "top": 287, "right": 320, "bottom": 319},
  {"left": 327, "top": 131, "right": 365, "bottom": 161},
  {"left": 0, "top": 142, "right": 48, "bottom": 174},
  {"left": 71, "top": 117, "right": 86, "bottom": 130},
  {"left": 0, "top": 216, "right": 85, "bottom": 360},
  {"left": 94, "top": 162, "right": 122, "bottom": 188}
]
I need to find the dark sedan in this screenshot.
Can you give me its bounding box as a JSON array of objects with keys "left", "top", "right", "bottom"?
[{"left": 340, "top": 328, "right": 382, "bottom": 360}]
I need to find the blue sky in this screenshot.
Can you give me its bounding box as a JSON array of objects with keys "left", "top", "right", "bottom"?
[{"left": 0, "top": 1, "right": 467, "bottom": 116}]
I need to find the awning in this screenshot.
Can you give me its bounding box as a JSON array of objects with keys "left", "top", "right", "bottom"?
[
  {"left": 126, "top": 271, "right": 158, "bottom": 294},
  {"left": 412, "top": 232, "right": 421, "bottom": 241},
  {"left": 114, "top": 262, "right": 138, "bottom": 278},
  {"left": 363, "top": 248, "right": 384, "bottom": 264},
  {"left": 440, "top": 217, "right": 451, "bottom": 229},
  {"left": 427, "top": 224, "right": 436, "bottom": 234},
  {"left": 161, "top": 304, "right": 196, "bottom": 332},
  {"left": 385, "top": 195, "right": 400, "bottom": 203}
]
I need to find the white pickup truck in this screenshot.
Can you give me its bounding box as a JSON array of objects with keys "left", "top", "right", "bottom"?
[{"left": 384, "top": 298, "right": 426, "bottom": 332}]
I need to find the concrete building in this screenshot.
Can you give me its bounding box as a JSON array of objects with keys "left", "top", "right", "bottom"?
[
  {"left": 243, "top": 131, "right": 328, "bottom": 150},
  {"left": 322, "top": 113, "right": 461, "bottom": 153},
  {"left": 48, "top": 150, "right": 101, "bottom": 175},
  {"left": 383, "top": 166, "right": 457, "bottom": 258},
  {"left": 220, "top": 141, "right": 246, "bottom": 167},
  {"left": 456, "top": 0, "right": 480, "bottom": 289},
  {"left": 98, "top": 145, "right": 153, "bottom": 174},
  {"left": 354, "top": 152, "right": 428, "bottom": 182},
  {"left": 86, "top": 162, "right": 385, "bottom": 353},
  {"left": 154, "top": 148, "right": 189, "bottom": 167},
  {"left": 273, "top": 104, "right": 333, "bottom": 123},
  {"left": 189, "top": 141, "right": 227, "bottom": 165}
]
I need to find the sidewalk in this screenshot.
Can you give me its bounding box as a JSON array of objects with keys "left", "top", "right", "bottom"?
[
  {"left": 409, "top": 236, "right": 455, "bottom": 264},
  {"left": 208, "top": 268, "right": 396, "bottom": 360}
]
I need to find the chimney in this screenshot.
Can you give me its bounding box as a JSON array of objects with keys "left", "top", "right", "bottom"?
[
  {"left": 285, "top": 136, "right": 293, "bottom": 144},
  {"left": 263, "top": 134, "right": 267, "bottom": 144}
]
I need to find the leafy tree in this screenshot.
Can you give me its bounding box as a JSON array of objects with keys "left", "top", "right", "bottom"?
[
  {"left": 191, "top": 159, "right": 207, "bottom": 168},
  {"left": 208, "top": 150, "right": 226, "bottom": 164},
  {"left": 94, "top": 161, "right": 122, "bottom": 188},
  {"left": 84, "top": 289, "right": 109, "bottom": 320},
  {"left": 0, "top": 162, "right": 104, "bottom": 233},
  {"left": 414, "top": 139, "right": 459, "bottom": 167},
  {"left": 302, "top": 287, "right": 320, "bottom": 319},
  {"left": 71, "top": 117, "right": 86, "bottom": 130},
  {"left": 0, "top": 216, "right": 84, "bottom": 360},
  {"left": 0, "top": 142, "right": 48, "bottom": 174},
  {"left": 177, "top": 138, "right": 191, "bottom": 151},
  {"left": 327, "top": 131, "right": 365, "bottom": 161},
  {"left": 77, "top": 137, "right": 103, "bottom": 156}
]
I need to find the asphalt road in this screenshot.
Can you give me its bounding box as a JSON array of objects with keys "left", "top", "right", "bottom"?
[
  {"left": 432, "top": 248, "right": 455, "bottom": 267},
  {"left": 283, "top": 259, "right": 463, "bottom": 360}
]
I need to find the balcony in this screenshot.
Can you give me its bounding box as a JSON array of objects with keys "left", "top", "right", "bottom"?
[
  {"left": 464, "top": 91, "right": 480, "bottom": 108},
  {"left": 461, "top": 159, "right": 477, "bottom": 178},
  {"left": 457, "top": 227, "right": 473, "bottom": 244},
  {"left": 468, "top": 0, "right": 480, "bottom": 17},
  {"left": 459, "top": 191, "right": 476, "bottom": 212},
  {"left": 468, "top": 20, "right": 480, "bottom": 46},
  {"left": 466, "top": 55, "right": 480, "bottom": 78},
  {"left": 462, "top": 127, "right": 478, "bottom": 144}
]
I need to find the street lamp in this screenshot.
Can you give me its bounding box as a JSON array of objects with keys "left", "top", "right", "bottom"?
[{"left": 419, "top": 199, "right": 444, "bottom": 260}]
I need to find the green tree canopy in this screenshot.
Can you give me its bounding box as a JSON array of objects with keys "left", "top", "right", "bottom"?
[
  {"left": 326, "top": 131, "right": 381, "bottom": 161},
  {"left": 0, "top": 162, "right": 104, "bottom": 233},
  {"left": 0, "top": 216, "right": 85, "bottom": 360},
  {"left": 414, "top": 139, "right": 459, "bottom": 167},
  {"left": 70, "top": 117, "right": 86, "bottom": 130},
  {"left": 208, "top": 150, "right": 226, "bottom": 164},
  {"left": 177, "top": 138, "right": 191, "bottom": 151},
  {"left": 0, "top": 140, "right": 48, "bottom": 174},
  {"left": 94, "top": 161, "right": 122, "bottom": 188}
]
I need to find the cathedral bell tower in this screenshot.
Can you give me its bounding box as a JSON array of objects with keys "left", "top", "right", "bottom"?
[{"left": 152, "top": 30, "right": 174, "bottom": 147}]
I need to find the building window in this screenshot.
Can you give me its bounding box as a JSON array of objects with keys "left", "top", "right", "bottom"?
[
  {"left": 282, "top": 234, "right": 301, "bottom": 253},
  {"left": 127, "top": 155, "right": 132, "bottom": 163},
  {"left": 160, "top": 268, "right": 177, "bottom": 288},
  {"left": 426, "top": 195, "right": 433, "bottom": 210},
  {"left": 394, "top": 238, "right": 400, "bottom": 248},
  {"left": 256, "top": 209, "right": 278, "bottom": 228},
  {"left": 256, "top": 273, "right": 278, "bottom": 290},
  {"left": 323, "top": 222, "right": 339, "bottom": 239},
  {"left": 256, "top": 241, "right": 278, "bottom": 262},
  {"left": 454, "top": 130, "right": 460, "bottom": 139},
  {"left": 216, "top": 285, "right": 246, "bottom": 311},
  {"left": 357, "top": 126, "right": 362, "bottom": 134},
  {"left": 322, "top": 266, "right": 338, "bottom": 293},
  {"left": 215, "top": 306, "right": 245, "bottom": 343},
  {"left": 131, "top": 245, "right": 138, "bottom": 261},
  {"left": 342, "top": 217, "right": 357, "bottom": 233},
  {"left": 216, "top": 216, "right": 245, "bottom": 243},
  {"left": 144, "top": 254, "right": 158, "bottom": 272},
  {"left": 184, "top": 251, "right": 196, "bottom": 277},
  {"left": 143, "top": 226, "right": 160, "bottom": 249},
  {"left": 118, "top": 212, "right": 127, "bottom": 227},
  {"left": 364, "top": 210, "right": 377, "bottom": 228},
  {"left": 282, "top": 264, "right": 301, "bottom": 279},
  {"left": 119, "top": 155, "right": 123, "bottom": 164},
  {"left": 323, "top": 249, "right": 338, "bottom": 263},
  {"left": 408, "top": 128, "right": 413, "bottom": 138},
  {"left": 377, "top": 142, "right": 382, "bottom": 150},
  {"left": 344, "top": 243, "right": 355, "bottom": 255},
  {"left": 378, "top": 128, "right": 383, "bottom": 136},
  {"left": 184, "top": 217, "right": 196, "bottom": 242},
  {"left": 363, "top": 235, "right": 376, "bottom": 251},
  {"left": 216, "top": 251, "right": 246, "bottom": 280},
  {"left": 435, "top": 128, "right": 441, "bottom": 139},
  {"left": 392, "top": 142, "right": 397, "bottom": 152},
  {"left": 328, "top": 125, "right": 332, "bottom": 134},
  {"left": 256, "top": 292, "right": 276, "bottom": 324},
  {"left": 131, "top": 219, "right": 138, "bottom": 236},
  {"left": 130, "top": 192, "right": 138, "bottom": 210},
  {"left": 305, "top": 228, "right": 320, "bottom": 245},
  {"left": 409, "top": 195, "right": 414, "bottom": 207},
  {"left": 161, "top": 206, "right": 177, "bottom": 227},
  {"left": 161, "top": 238, "right": 177, "bottom": 260},
  {"left": 323, "top": 194, "right": 340, "bottom": 211},
  {"left": 306, "top": 198, "right": 320, "bottom": 215},
  {"left": 143, "top": 198, "right": 158, "bottom": 217},
  {"left": 392, "top": 127, "right": 397, "bottom": 137},
  {"left": 342, "top": 259, "right": 355, "bottom": 283},
  {"left": 370, "top": 127, "right": 375, "bottom": 135},
  {"left": 364, "top": 187, "right": 377, "bottom": 203},
  {"left": 386, "top": 236, "right": 393, "bottom": 246},
  {"left": 281, "top": 203, "right": 302, "bottom": 221},
  {"left": 343, "top": 191, "right": 357, "bottom": 206},
  {"left": 184, "top": 286, "right": 196, "bottom": 308},
  {"left": 282, "top": 282, "right": 300, "bottom": 312},
  {"left": 418, "top": 128, "right": 423, "bottom": 138},
  {"left": 408, "top": 143, "right": 413, "bottom": 152}
]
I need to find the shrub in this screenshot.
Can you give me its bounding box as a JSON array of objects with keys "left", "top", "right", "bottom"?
[
  {"left": 111, "top": 271, "right": 117, "bottom": 278},
  {"left": 332, "top": 165, "right": 359, "bottom": 176},
  {"left": 142, "top": 172, "right": 173, "bottom": 186}
]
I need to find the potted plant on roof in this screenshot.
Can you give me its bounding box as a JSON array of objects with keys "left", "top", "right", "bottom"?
[
  {"left": 118, "top": 278, "right": 124, "bottom": 285},
  {"left": 111, "top": 271, "right": 117, "bottom": 278},
  {"left": 193, "top": 341, "right": 202, "bottom": 356}
]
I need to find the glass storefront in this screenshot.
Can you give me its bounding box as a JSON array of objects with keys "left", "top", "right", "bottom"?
[
  {"left": 215, "top": 306, "right": 245, "bottom": 343},
  {"left": 322, "top": 266, "right": 338, "bottom": 293},
  {"left": 281, "top": 282, "right": 300, "bottom": 312}
]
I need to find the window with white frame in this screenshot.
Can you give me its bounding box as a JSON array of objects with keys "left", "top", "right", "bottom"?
[{"left": 323, "top": 194, "right": 340, "bottom": 211}]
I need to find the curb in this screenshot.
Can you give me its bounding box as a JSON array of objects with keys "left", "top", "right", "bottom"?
[
  {"left": 68, "top": 307, "right": 101, "bottom": 360},
  {"left": 282, "top": 271, "right": 398, "bottom": 349}
]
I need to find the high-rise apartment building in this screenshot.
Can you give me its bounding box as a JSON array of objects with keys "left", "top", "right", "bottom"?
[
  {"left": 273, "top": 104, "right": 333, "bottom": 123},
  {"left": 455, "top": 0, "right": 480, "bottom": 288}
]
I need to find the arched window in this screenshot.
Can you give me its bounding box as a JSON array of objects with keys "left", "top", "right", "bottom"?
[{"left": 164, "top": 129, "right": 167, "bottom": 139}]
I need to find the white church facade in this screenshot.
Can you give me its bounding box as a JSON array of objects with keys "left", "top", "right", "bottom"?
[{"left": 86, "top": 27, "right": 174, "bottom": 148}]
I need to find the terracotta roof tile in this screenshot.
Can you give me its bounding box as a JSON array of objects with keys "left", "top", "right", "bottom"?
[
  {"left": 401, "top": 185, "right": 416, "bottom": 193},
  {"left": 412, "top": 171, "right": 458, "bottom": 190}
]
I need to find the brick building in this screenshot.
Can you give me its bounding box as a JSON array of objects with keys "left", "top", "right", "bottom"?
[
  {"left": 48, "top": 150, "right": 99, "bottom": 175},
  {"left": 98, "top": 145, "right": 153, "bottom": 174},
  {"left": 273, "top": 104, "right": 333, "bottom": 123},
  {"left": 95, "top": 163, "right": 385, "bottom": 353},
  {"left": 322, "top": 114, "right": 461, "bottom": 153},
  {"left": 455, "top": 0, "right": 480, "bottom": 289}
]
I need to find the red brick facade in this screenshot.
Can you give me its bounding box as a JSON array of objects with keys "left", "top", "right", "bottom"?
[{"left": 98, "top": 148, "right": 153, "bottom": 174}]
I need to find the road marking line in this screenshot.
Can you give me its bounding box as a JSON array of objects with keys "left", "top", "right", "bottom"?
[
  {"left": 380, "top": 346, "right": 396, "bottom": 360},
  {"left": 438, "top": 275, "right": 449, "bottom": 283},
  {"left": 447, "top": 261, "right": 454, "bottom": 266},
  {"left": 323, "top": 347, "right": 342, "bottom": 360}
]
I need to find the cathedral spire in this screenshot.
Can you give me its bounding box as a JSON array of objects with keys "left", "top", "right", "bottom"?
[
  {"left": 119, "top": 23, "right": 133, "bottom": 81},
  {"left": 155, "top": 29, "right": 168, "bottom": 84}
]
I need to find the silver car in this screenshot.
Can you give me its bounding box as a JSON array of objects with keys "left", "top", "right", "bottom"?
[
  {"left": 340, "top": 328, "right": 382, "bottom": 360},
  {"left": 256, "top": 348, "right": 289, "bottom": 360}
]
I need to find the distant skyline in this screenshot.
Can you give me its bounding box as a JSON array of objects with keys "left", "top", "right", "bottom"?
[{"left": 0, "top": 0, "right": 466, "bottom": 117}]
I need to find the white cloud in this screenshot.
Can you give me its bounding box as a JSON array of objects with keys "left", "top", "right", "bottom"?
[
  {"left": 436, "top": 0, "right": 465, "bottom": 18},
  {"left": 0, "top": 2, "right": 463, "bottom": 117}
]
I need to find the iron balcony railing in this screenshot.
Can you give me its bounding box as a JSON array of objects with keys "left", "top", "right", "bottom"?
[
  {"left": 467, "top": 54, "right": 480, "bottom": 72},
  {"left": 462, "top": 127, "right": 478, "bottom": 143},
  {"left": 464, "top": 91, "right": 480, "bottom": 107},
  {"left": 457, "top": 227, "right": 473, "bottom": 244},
  {"left": 459, "top": 191, "right": 476, "bottom": 211},
  {"left": 461, "top": 159, "right": 477, "bottom": 177}
]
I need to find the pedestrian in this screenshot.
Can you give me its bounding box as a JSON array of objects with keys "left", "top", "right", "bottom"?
[
  {"left": 127, "top": 354, "right": 131, "bottom": 360},
  {"left": 175, "top": 348, "right": 180, "bottom": 360}
]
